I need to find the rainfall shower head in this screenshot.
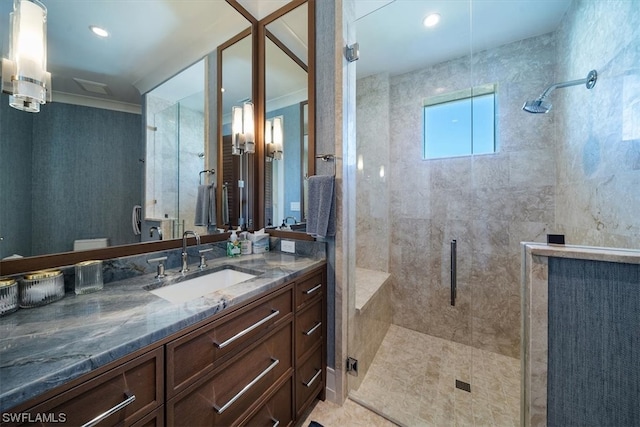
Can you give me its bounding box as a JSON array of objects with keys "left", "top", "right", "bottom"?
[{"left": 522, "top": 69, "right": 597, "bottom": 114}]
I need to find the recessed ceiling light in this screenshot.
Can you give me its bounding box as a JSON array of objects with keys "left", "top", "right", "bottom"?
[
  {"left": 89, "top": 25, "right": 109, "bottom": 38},
  {"left": 423, "top": 13, "right": 441, "bottom": 28}
]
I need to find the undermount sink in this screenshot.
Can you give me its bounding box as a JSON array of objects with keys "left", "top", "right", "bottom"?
[{"left": 146, "top": 268, "right": 256, "bottom": 303}]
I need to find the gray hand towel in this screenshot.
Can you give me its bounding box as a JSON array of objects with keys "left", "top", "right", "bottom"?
[
  {"left": 306, "top": 175, "right": 336, "bottom": 238},
  {"left": 195, "top": 184, "right": 216, "bottom": 227},
  {"left": 195, "top": 184, "right": 209, "bottom": 226},
  {"left": 208, "top": 184, "right": 217, "bottom": 227},
  {"left": 221, "top": 185, "right": 230, "bottom": 226}
]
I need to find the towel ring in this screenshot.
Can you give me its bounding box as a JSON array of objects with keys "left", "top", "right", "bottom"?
[
  {"left": 313, "top": 154, "right": 336, "bottom": 177},
  {"left": 199, "top": 169, "right": 215, "bottom": 185}
]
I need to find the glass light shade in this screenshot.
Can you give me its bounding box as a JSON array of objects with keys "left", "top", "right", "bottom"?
[
  {"left": 232, "top": 106, "right": 243, "bottom": 135},
  {"left": 6, "top": 0, "right": 49, "bottom": 112},
  {"left": 242, "top": 101, "right": 255, "bottom": 152},
  {"left": 273, "top": 116, "right": 283, "bottom": 145},
  {"left": 231, "top": 105, "right": 243, "bottom": 155},
  {"left": 264, "top": 119, "right": 272, "bottom": 145}
]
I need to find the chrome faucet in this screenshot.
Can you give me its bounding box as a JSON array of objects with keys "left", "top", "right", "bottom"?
[
  {"left": 284, "top": 216, "right": 298, "bottom": 225},
  {"left": 149, "top": 226, "right": 162, "bottom": 240},
  {"left": 181, "top": 230, "right": 200, "bottom": 273}
]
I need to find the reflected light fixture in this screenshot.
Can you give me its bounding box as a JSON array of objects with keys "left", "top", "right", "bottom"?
[
  {"left": 89, "top": 25, "right": 109, "bottom": 38},
  {"left": 1, "top": 0, "right": 51, "bottom": 112},
  {"left": 265, "top": 116, "right": 283, "bottom": 161},
  {"left": 423, "top": 12, "right": 441, "bottom": 28},
  {"left": 231, "top": 101, "right": 255, "bottom": 155}
]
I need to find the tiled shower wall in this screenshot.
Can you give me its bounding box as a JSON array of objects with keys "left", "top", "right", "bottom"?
[
  {"left": 145, "top": 95, "right": 205, "bottom": 238},
  {"left": 356, "top": 0, "right": 640, "bottom": 360},
  {"left": 554, "top": 0, "right": 640, "bottom": 249},
  {"left": 357, "top": 33, "right": 559, "bottom": 358},
  {"left": 356, "top": 73, "right": 390, "bottom": 272}
]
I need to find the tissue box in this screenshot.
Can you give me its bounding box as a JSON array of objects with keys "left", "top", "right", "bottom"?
[{"left": 252, "top": 238, "right": 270, "bottom": 253}]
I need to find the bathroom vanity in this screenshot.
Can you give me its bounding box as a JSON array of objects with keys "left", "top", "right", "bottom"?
[{"left": 0, "top": 253, "right": 326, "bottom": 427}]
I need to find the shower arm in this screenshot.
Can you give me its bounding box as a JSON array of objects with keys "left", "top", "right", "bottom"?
[{"left": 537, "top": 70, "right": 598, "bottom": 101}]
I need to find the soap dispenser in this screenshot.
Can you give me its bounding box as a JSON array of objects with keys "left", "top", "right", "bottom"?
[{"left": 227, "top": 228, "right": 241, "bottom": 257}]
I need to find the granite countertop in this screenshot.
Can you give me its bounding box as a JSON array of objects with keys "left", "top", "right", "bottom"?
[{"left": 0, "top": 251, "right": 326, "bottom": 412}]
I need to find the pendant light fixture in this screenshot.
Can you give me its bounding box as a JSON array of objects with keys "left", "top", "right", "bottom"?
[{"left": 1, "top": 0, "right": 51, "bottom": 113}]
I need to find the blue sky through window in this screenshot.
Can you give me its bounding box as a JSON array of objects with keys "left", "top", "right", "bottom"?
[{"left": 424, "top": 92, "right": 495, "bottom": 159}]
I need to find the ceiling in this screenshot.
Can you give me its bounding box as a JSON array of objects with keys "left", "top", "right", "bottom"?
[
  {"left": 355, "top": 0, "right": 572, "bottom": 79},
  {"left": 0, "top": 0, "right": 572, "bottom": 112}
]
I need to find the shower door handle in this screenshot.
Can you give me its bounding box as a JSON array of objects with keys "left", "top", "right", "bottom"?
[{"left": 450, "top": 240, "right": 457, "bottom": 306}]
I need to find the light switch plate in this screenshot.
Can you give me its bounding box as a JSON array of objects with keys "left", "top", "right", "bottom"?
[{"left": 281, "top": 240, "right": 295, "bottom": 253}]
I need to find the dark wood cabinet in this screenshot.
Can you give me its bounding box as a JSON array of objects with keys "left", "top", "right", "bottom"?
[
  {"left": 7, "top": 264, "right": 326, "bottom": 427},
  {"left": 293, "top": 267, "right": 327, "bottom": 419},
  {"left": 166, "top": 286, "right": 293, "bottom": 398},
  {"left": 15, "top": 347, "right": 163, "bottom": 427}
]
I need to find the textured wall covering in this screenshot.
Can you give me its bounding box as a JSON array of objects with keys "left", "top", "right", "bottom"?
[
  {"left": 266, "top": 103, "right": 303, "bottom": 225},
  {"left": 0, "top": 99, "right": 142, "bottom": 257},
  {"left": 548, "top": 257, "right": 640, "bottom": 426},
  {"left": 31, "top": 103, "right": 143, "bottom": 255},
  {"left": 0, "top": 95, "right": 34, "bottom": 259},
  {"left": 554, "top": 0, "right": 640, "bottom": 249}
]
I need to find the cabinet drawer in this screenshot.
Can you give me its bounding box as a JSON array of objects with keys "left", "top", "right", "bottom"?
[
  {"left": 295, "top": 270, "right": 323, "bottom": 309},
  {"left": 242, "top": 377, "right": 293, "bottom": 427},
  {"left": 296, "top": 299, "right": 323, "bottom": 359},
  {"left": 23, "top": 347, "right": 163, "bottom": 427},
  {"left": 167, "top": 286, "right": 293, "bottom": 397},
  {"left": 168, "top": 322, "right": 293, "bottom": 427},
  {"left": 131, "top": 405, "right": 164, "bottom": 427},
  {"left": 296, "top": 347, "right": 323, "bottom": 417}
]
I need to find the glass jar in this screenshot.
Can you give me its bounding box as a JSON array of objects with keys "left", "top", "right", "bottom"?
[
  {"left": 74, "top": 260, "right": 104, "bottom": 294},
  {"left": 0, "top": 278, "right": 19, "bottom": 315},
  {"left": 19, "top": 270, "right": 65, "bottom": 308}
]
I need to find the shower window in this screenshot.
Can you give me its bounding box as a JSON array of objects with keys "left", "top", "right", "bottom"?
[{"left": 423, "top": 84, "right": 496, "bottom": 159}]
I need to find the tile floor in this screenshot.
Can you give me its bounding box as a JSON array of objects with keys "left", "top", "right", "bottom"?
[{"left": 305, "top": 325, "right": 521, "bottom": 427}]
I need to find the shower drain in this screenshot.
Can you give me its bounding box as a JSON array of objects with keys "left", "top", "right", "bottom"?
[{"left": 455, "top": 380, "right": 471, "bottom": 392}]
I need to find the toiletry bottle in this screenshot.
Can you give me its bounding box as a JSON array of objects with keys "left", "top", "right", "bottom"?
[
  {"left": 240, "top": 233, "right": 252, "bottom": 255},
  {"left": 227, "top": 229, "right": 241, "bottom": 257}
]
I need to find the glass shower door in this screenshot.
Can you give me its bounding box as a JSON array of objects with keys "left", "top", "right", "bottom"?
[{"left": 346, "top": 1, "right": 484, "bottom": 425}]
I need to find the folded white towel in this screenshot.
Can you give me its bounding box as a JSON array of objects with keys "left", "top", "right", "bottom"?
[{"left": 306, "top": 175, "right": 336, "bottom": 238}]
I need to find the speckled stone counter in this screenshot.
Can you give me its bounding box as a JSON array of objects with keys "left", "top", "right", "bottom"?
[{"left": 0, "top": 248, "right": 326, "bottom": 412}]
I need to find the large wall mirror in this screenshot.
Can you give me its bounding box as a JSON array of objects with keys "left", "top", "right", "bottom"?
[
  {"left": 0, "top": 0, "right": 253, "bottom": 274},
  {"left": 260, "top": 0, "right": 315, "bottom": 230},
  {"left": 219, "top": 30, "right": 255, "bottom": 230},
  {"left": 145, "top": 59, "right": 207, "bottom": 239}
]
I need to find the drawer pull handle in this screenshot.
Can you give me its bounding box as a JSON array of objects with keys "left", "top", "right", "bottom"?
[
  {"left": 304, "top": 284, "right": 322, "bottom": 295},
  {"left": 304, "top": 321, "right": 322, "bottom": 336},
  {"left": 214, "top": 358, "right": 280, "bottom": 414},
  {"left": 81, "top": 392, "right": 136, "bottom": 427},
  {"left": 214, "top": 310, "right": 280, "bottom": 349},
  {"left": 303, "top": 369, "right": 322, "bottom": 388},
  {"left": 272, "top": 419, "right": 280, "bottom": 427}
]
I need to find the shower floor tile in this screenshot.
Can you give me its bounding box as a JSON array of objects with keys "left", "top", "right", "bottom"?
[{"left": 349, "top": 325, "right": 520, "bottom": 427}]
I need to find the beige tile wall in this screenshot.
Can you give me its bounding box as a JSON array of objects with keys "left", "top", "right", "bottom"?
[{"left": 356, "top": 33, "right": 559, "bottom": 359}]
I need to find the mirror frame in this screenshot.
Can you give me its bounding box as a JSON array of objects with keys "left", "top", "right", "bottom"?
[
  {"left": 0, "top": 0, "right": 258, "bottom": 276},
  {"left": 256, "top": 0, "right": 316, "bottom": 230}
]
